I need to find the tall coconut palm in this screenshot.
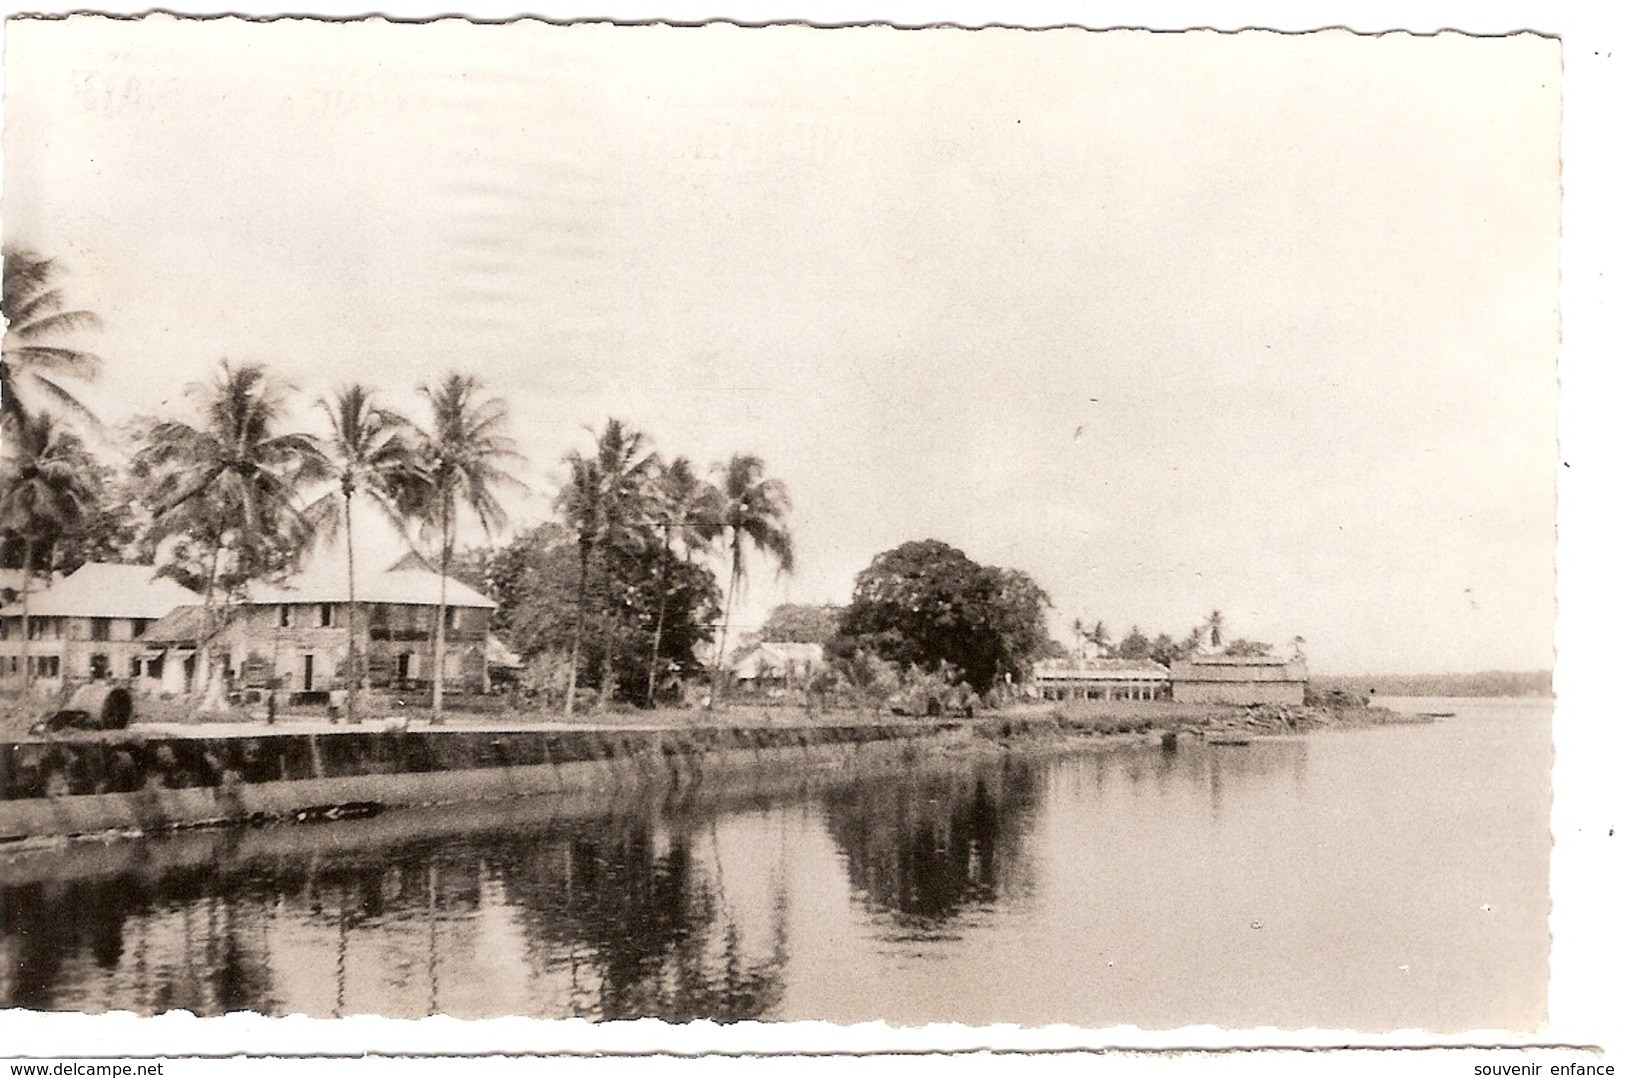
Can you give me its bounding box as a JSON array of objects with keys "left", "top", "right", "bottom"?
[
  {"left": 556, "top": 448, "right": 603, "bottom": 717},
  {"left": 0, "top": 412, "right": 96, "bottom": 690},
  {"left": 135, "top": 360, "right": 329, "bottom": 705},
  {"left": 313, "top": 385, "right": 423, "bottom": 724},
  {"left": 1205, "top": 609, "right": 1226, "bottom": 651},
  {"left": 709, "top": 454, "right": 794, "bottom": 704},
  {"left": 413, "top": 373, "right": 524, "bottom": 724},
  {"left": 1, "top": 246, "right": 102, "bottom": 432},
  {"left": 554, "top": 419, "right": 657, "bottom": 714},
  {"left": 645, "top": 455, "right": 721, "bottom": 705}
]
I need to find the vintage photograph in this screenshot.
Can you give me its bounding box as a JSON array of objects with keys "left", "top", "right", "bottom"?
[{"left": 0, "top": 12, "right": 1567, "bottom": 1043}]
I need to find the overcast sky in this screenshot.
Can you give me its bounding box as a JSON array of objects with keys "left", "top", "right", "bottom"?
[{"left": 2, "top": 19, "right": 1559, "bottom": 674}]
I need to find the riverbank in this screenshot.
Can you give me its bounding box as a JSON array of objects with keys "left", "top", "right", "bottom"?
[{"left": 0, "top": 698, "right": 1419, "bottom": 843}]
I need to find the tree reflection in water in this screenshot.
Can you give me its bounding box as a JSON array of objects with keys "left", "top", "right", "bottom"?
[
  {"left": 0, "top": 807, "right": 788, "bottom": 1021},
  {"left": 490, "top": 822, "right": 789, "bottom": 1022},
  {"left": 822, "top": 757, "right": 1044, "bottom": 934}
]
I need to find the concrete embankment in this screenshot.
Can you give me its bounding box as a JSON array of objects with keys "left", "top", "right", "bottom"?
[
  {"left": 0, "top": 705, "right": 1417, "bottom": 843},
  {"left": 1, "top": 718, "right": 1044, "bottom": 842}
]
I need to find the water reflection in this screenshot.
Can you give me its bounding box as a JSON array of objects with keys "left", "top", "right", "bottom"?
[
  {"left": 0, "top": 797, "right": 790, "bottom": 1020},
  {"left": 0, "top": 706, "right": 1551, "bottom": 1030},
  {"left": 821, "top": 758, "right": 1043, "bottom": 932}
]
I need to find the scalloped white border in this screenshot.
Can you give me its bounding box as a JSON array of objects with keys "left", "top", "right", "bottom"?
[{"left": 0, "top": 3, "right": 1615, "bottom": 1071}]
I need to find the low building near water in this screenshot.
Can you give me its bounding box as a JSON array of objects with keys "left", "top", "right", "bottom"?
[
  {"left": 1169, "top": 654, "right": 1308, "bottom": 705},
  {"left": 1032, "top": 657, "right": 1171, "bottom": 701},
  {"left": 142, "top": 556, "right": 497, "bottom": 700},
  {"left": 0, "top": 563, "right": 202, "bottom": 692},
  {"left": 731, "top": 641, "right": 825, "bottom": 692}
]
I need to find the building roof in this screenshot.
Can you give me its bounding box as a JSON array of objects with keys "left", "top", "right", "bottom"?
[
  {"left": 0, "top": 563, "right": 202, "bottom": 620},
  {"left": 143, "top": 604, "right": 227, "bottom": 644},
  {"left": 487, "top": 636, "right": 524, "bottom": 669},
  {"left": 1182, "top": 654, "right": 1297, "bottom": 666},
  {"left": 1034, "top": 657, "right": 1171, "bottom": 682},
  {"left": 243, "top": 563, "right": 496, "bottom": 610},
  {"left": 1170, "top": 656, "right": 1308, "bottom": 683}
]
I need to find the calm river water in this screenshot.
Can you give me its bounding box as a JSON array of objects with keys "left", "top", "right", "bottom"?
[{"left": 0, "top": 697, "right": 1550, "bottom": 1029}]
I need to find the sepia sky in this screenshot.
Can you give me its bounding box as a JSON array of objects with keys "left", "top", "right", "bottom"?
[{"left": 1, "top": 18, "right": 1561, "bottom": 675}]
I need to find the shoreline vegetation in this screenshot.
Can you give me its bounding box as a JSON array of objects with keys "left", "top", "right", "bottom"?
[{"left": 0, "top": 692, "right": 1426, "bottom": 743}]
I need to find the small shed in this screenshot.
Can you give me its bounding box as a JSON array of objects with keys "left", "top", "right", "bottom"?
[
  {"left": 1169, "top": 655, "right": 1308, "bottom": 706},
  {"left": 732, "top": 642, "right": 824, "bottom": 689}
]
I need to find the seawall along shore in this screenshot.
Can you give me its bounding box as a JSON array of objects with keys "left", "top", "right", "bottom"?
[{"left": 0, "top": 705, "right": 1416, "bottom": 843}]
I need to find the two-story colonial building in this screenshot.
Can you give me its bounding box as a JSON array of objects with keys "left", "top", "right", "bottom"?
[
  {"left": 0, "top": 563, "right": 203, "bottom": 692},
  {"left": 143, "top": 556, "right": 498, "bottom": 699}
]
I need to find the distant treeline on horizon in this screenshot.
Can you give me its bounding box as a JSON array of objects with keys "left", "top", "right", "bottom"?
[{"left": 1310, "top": 671, "right": 1552, "bottom": 698}]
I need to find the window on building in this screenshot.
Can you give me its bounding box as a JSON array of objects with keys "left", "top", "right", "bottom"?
[
  {"left": 320, "top": 603, "right": 334, "bottom": 627},
  {"left": 279, "top": 604, "right": 291, "bottom": 628},
  {"left": 91, "top": 618, "right": 111, "bottom": 642},
  {"left": 445, "top": 607, "right": 459, "bottom": 631},
  {"left": 131, "top": 619, "right": 148, "bottom": 639},
  {"left": 90, "top": 653, "right": 111, "bottom": 680},
  {"left": 0, "top": 618, "right": 9, "bottom": 641},
  {"left": 130, "top": 656, "right": 144, "bottom": 678}
]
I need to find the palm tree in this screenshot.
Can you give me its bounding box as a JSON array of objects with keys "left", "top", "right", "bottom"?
[
  {"left": 554, "top": 419, "right": 657, "bottom": 714},
  {"left": 0, "top": 412, "right": 96, "bottom": 690},
  {"left": 135, "top": 360, "right": 329, "bottom": 704},
  {"left": 413, "top": 373, "right": 524, "bottom": 724},
  {"left": 313, "top": 385, "right": 422, "bottom": 724},
  {"left": 1205, "top": 609, "right": 1226, "bottom": 651},
  {"left": 1, "top": 246, "right": 102, "bottom": 432},
  {"left": 1070, "top": 617, "right": 1085, "bottom": 662},
  {"left": 556, "top": 449, "right": 603, "bottom": 717},
  {"left": 645, "top": 456, "right": 721, "bottom": 705},
  {"left": 709, "top": 454, "right": 794, "bottom": 704}
]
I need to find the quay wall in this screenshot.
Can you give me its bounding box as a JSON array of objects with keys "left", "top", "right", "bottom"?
[{"left": 0, "top": 720, "right": 1006, "bottom": 841}]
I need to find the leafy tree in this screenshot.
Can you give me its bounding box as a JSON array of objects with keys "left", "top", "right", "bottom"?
[
  {"left": 1115, "top": 625, "right": 1152, "bottom": 660},
  {"left": 134, "top": 360, "right": 329, "bottom": 703},
  {"left": 756, "top": 603, "right": 843, "bottom": 646},
  {"left": 1, "top": 246, "right": 102, "bottom": 432},
  {"left": 471, "top": 522, "right": 719, "bottom": 706},
  {"left": 312, "top": 385, "right": 423, "bottom": 723},
  {"left": 710, "top": 454, "right": 794, "bottom": 701},
  {"left": 1204, "top": 609, "right": 1226, "bottom": 650},
  {"left": 0, "top": 412, "right": 96, "bottom": 688},
  {"left": 412, "top": 373, "right": 524, "bottom": 723},
  {"left": 1222, "top": 638, "right": 1275, "bottom": 657},
  {"left": 1148, "top": 633, "right": 1184, "bottom": 668},
  {"left": 838, "top": 539, "right": 1052, "bottom": 694},
  {"left": 46, "top": 460, "right": 144, "bottom": 574}
]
